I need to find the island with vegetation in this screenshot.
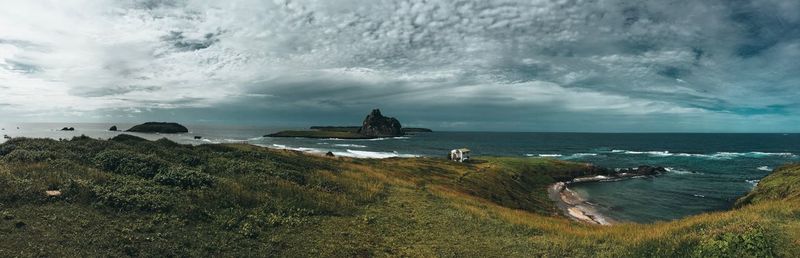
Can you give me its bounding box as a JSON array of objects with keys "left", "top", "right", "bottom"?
[
  {"left": 0, "top": 135, "right": 797, "bottom": 257},
  {"left": 268, "top": 109, "right": 431, "bottom": 139},
  {"left": 126, "top": 122, "right": 189, "bottom": 134}
]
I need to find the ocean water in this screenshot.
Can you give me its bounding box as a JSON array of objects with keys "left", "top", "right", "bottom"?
[{"left": 1, "top": 123, "right": 798, "bottom": 223}]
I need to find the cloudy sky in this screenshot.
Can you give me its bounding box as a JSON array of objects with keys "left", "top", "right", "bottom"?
[{"left": 1, "top": 0, "right": 799, "bottom": 132}]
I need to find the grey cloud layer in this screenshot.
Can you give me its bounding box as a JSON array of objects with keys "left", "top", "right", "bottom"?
[{"left": 0, "top": 0, "right": 798, "bottom": 131}]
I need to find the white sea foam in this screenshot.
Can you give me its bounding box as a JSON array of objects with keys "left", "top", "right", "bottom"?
[
  {"left": 525, "top": 153, "right": 598, "bottom": 159},
  {"left": 610, "top": 150, "right": 797, "bottom": 160},
  {"left": 267, "top": 144, "right": 324, "bottom": 153},
  {"left": 746, "top": 179, "right": 760, "bottom": 187},
  {"left": 366, "top": 136, "right": 410, "bottom": 141},
  {"left": 261, "top": 144, "right": 417, "bottom": 159},
  {"left": 664, "top": 167, "right": 698, "bottom": 175},
  {"left": 693, "top": 194, "right": 705, "bottom": 198},
  {"left": 334, "top": 149, "right": 417, "bottom": 159},
  {"left": 333, "top": 144, "right": 367, "bottom": 148},
  {"left": 571, "top": 175, "right": 611, "bottom": 183},
  {"left": 200, "top": 139, "right": 221, "bottom": 144},
  {"left": 562, "top": 153, "right": 599, "bottom": 159},
  {"left": 538, "top": 154, "right": 563, "bottom": 157},
  {"left": 756, "top": 166, "right": 772, "bottom": 172}
]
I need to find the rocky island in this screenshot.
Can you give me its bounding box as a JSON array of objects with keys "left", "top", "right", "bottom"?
[
  {"left": 267, "top": 109, "right": 430, "bottom": 139},
  {"left": 126, "top": 122, "right": 189, "bottom": 134}
]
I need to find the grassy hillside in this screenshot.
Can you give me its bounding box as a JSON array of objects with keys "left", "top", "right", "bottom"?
[{"left": 1, "top": 136, "right": 798, "bottom": 257}]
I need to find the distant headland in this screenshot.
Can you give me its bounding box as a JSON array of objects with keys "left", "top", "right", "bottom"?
[
  {"left": 126, "top": 122, "right": 189, "bottom": 134},
  {"left": 266, "top": 109, "right": 432, "bottom": 139}
]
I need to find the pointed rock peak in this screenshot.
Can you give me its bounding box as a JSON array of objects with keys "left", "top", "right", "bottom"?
[{"left": 358, "top": 109, "right": 403, "bottom": 137}]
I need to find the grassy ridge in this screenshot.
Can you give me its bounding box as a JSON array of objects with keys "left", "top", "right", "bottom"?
[
  {"left": 0, "top": 136, "right": 798, "bottom": 257},
  {"left": 735, "top": 163, "right": 800, "bottom": 207}
]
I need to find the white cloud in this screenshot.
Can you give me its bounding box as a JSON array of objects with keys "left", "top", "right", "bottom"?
[{"left": 0, "top": 0, "right": 798, "bottom": 131}]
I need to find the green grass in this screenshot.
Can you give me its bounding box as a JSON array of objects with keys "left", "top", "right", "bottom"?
[
  {"left": 0, "top": 135, "right": 798, "bottom": 257},
  {"left": 735, "top": 163, "right": 800, "bottom": 207}
]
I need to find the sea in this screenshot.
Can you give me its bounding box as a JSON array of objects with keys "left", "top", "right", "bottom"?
[{"left": 2, "top": 123, "right": 798, "bottom": 224}]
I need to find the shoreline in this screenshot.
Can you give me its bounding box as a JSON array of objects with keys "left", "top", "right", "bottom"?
[
  {"left": 546, "top": 167, "right": 666, "bottom": 225},
  {"left": 548, "top": 182, "right": 615, "bottom": 225}
]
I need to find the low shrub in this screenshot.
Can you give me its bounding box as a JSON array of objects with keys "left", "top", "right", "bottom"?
[
  {"left": 692, "top": 223, "right": 778, "bottom": 258},
  {"left": 153, "top": 167, "right": 214, "bottom": 189},
  {"left": 91, "top": 177, "right": 178, "bottom": 212},
  {"left": 94, "top": 150, "right": 166, "bottom": 178},
  {"left": 0, "top": 143, "right": 16, "bottom": 156},
  {"left": 237, "top": 204, "right": 314, "bottom": 238},
  {"left": 0, "top": 173, "right": 39, "bottom": 204},
  {"left": 2, "top": 149, "right": 60, "bottom": 163}
]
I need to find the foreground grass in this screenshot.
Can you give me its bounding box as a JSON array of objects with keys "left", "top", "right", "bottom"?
[{"left": 0, "top": 136, "right": 798, "bottom": 257}]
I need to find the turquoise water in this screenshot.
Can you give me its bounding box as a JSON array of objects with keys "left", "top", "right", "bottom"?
[{"left": 2, "top": 123, "right": 798, "bottom": 223}]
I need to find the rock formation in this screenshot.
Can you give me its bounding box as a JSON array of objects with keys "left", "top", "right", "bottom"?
[
  {"left": 126, "top": 122, "right": 189, "bottom": 134},
  {"left": 357, "top": 109, "right": 403, "bottom": 137},
  {"left": 109, "top": 125, "right": 118, "bottom": 131}
]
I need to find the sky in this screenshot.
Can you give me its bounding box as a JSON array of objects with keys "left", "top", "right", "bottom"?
[{"left": 1, "top": 0, "right": 799, "bottom": 132}]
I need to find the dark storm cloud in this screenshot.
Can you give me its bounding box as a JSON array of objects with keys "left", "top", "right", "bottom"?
[
  {"left": 3, "top": 60, "right": 41, "bottom": 74},
  {"left": 2, "top": 0, "right": 800, "bottom": 131},
  {"left": 72, "top": 85, "right": 163, "bottom": 98},
  {"left": 162, "top": 31, "right": 221, "bottom": 52}
]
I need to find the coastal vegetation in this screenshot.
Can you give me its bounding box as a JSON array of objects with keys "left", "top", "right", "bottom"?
[{"left": 0, "top": 136, "right": 798, "bottom": 257}]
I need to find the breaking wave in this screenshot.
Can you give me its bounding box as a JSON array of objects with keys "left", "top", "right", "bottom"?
[
  {"left": 610, "top": 150, "right": 796, "bottom": 160},
  {"left": 333, "top": 149, "right": 417, "bottom": 159},
  {"left": 664, "top": 167, "right": 699, "bottom": 175},
  {"left": 525, "top": 153, "right": 597, "bottom": 159},
  {"left": 333, "top": 144, "right": 367, "bottom": 148},
  {"left": 262, "top": 144, "right": 416, "bottom": 159}
]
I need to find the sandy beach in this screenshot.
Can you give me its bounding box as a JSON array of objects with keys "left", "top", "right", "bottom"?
[{"left": 548, "top": 182, "right": 615, "bottom": 225}]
